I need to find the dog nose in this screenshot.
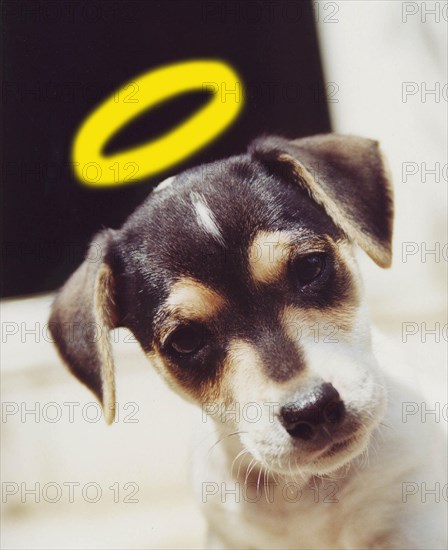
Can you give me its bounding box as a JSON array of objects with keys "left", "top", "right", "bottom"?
[{"left": 280, "top": 383, "right": 345, "bottom": 441}]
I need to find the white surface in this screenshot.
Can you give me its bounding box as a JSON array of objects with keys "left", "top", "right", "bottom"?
[
  {"left": 315, "top": 0, "right": 447, "bottom": 319},
  {"left": 1, "top": 295, "right": 207, "bottom": 550}
]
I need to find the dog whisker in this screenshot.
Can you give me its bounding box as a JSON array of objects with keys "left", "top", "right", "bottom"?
[
  {"left": 207, "top": 430, "right": 248, "bottom": 457},
  {"left": 256, "top": 461, "right": 263, "bottom": 496},
  {"left": 244, "top": 458, "right": 258, "bottom": 489},
  {"left": 261, "top": 464, "right": 271, "bottom": 501},
  {"left": 231, "top": 448, "right": 250, "bottom": 479}
]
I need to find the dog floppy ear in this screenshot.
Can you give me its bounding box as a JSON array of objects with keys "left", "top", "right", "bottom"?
[
  {"left": 49, "top": 229, "right": 118, "bottom": 424},
  {"left": 249, "top": 134, "right": 394, "bottom": 268}
]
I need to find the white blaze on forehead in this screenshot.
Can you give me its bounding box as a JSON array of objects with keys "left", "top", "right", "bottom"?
[
  {"left": 190, "top": 191, "right": 225, "bottom": 246},
  {"left": 153, "top": 175, "right": 176, "bottom": 192}
]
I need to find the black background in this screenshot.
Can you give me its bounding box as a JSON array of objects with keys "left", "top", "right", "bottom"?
[{"left": 1, "top": 0, "right": 330, "bottom": 298}]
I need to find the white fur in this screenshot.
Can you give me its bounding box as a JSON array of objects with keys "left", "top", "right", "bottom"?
[
  {"left": 191, "top": 253, "right": 447, "bottom": 549},
  {"left": 190, "top": 192, "right": 225, "bottom": 246},
  {"left": 153, "top": 175, "right": 176, "bottom": 192},
  {"left": 193, "top": 330, "right": 447, "bottom": 548}
]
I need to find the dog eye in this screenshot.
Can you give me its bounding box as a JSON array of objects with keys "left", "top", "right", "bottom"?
[
  {"left": 292, "top": 253, "right": 325, "bottom": 285},
  {"left": 166, "top": 325, "right": 205, "bottom": 355}
]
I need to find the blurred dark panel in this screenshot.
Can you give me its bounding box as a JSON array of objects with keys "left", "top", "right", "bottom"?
[{"left": 1, "top": 0, "right": 330, "bottom": 298}]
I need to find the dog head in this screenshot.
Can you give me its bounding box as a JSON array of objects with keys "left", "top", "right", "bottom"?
[{"left": 49, "top": 134, "right": 393, "bottom": 476}]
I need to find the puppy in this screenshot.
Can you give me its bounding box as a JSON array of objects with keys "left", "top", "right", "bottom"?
[{"left": 49, "top": 134, "right": 446, "bottom": 549}]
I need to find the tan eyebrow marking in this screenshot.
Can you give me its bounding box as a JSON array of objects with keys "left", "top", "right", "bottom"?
[
  {"left": 164, "top": 277, "right": 227, "bottom": 322},
  {"left": 248, "top": 230, "right": 295, "bottom": 284},
  {"left": 249, "top": 231, "right": 339, "bottom": 286}
]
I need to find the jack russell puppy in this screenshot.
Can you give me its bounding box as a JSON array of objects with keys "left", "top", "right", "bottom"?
[{"left": 49, "top": 134, "right": 447, "bottom": 549}]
